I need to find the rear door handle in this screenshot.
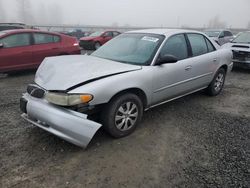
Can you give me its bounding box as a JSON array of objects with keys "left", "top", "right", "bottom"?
[
  {"left": 213, "top": 58, "right": 217, "bottom": 62},
  {"left": 185, "top": 65, "right": 192, "bottom": 71}
]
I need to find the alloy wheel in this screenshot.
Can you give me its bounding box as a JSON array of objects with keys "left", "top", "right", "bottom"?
[
  {"left": 115, "top": 102, "right": 138, "bottom": 131},
  {"left": 214, "top": 73, "right": 224, "bottom": 92}
]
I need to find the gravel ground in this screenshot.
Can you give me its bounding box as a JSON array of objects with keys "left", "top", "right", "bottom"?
[{"left": 0, "top": 69, "right": 249, "bottom": 188}]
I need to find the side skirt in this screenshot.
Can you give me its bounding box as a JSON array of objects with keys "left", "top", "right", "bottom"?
[{"left": 145, "top": 86, "right": 208, "bottom": 111}]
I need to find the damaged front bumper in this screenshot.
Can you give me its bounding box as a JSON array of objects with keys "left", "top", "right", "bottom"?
[{"left": 20, "top": 93, "right": 102, "bottom": 148}]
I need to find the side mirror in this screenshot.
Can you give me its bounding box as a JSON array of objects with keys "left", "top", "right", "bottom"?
[
  {"left": 155, "top": 54, "right": 178, "bottom": 65},
  {"left": 0, "top": 43, "right": 3, "bottom": 48}
]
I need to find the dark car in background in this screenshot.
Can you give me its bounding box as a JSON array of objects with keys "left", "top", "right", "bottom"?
[
  {"left": 0, "top": 29, "right": 81, "bottom": 73},
  {"left": 64, "top": 29, "right": 91, "bottom": 40},
  {"left": 79, "top": 30, "right": 121, "bottom": 50},
  {"left": 204, "top": 29, "right": 234, "bottom": 45},
  {"left": 223, "top": 31, "right": 250, "bottom": 69},
  {"left": 0, "top": 23, "right": 28, "bottom": 31}
]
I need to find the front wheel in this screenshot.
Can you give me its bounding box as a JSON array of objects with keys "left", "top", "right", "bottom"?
[
  {"left": 207, "top": 68, "right": 226, "bottom": 96},
  {"left": 101, "top": 93, "right": 143, "bottom": 138}
]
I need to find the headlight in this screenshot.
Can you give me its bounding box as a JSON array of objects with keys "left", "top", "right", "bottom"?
[{"left": 45, "top": 92, "right": 93, "bottom": 106}]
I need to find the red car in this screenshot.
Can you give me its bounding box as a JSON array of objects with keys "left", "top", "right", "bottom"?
[
  {"left": 0, "top": 29, "right": 81, "bottom": 73},
  {"left": 79, "top": 30, "right": 121, "bottom": 50}
]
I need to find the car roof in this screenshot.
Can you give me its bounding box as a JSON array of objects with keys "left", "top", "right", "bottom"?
[
  {"left": 0, "top": 29, "right": 61, "bottom": 36},
  {"left": 0, "top": 22, "right": 26, "bottom": 26},
  {"left": 204, "top": 29, "right": 232, "bottom": 32},
  {"left": 127, "top": 28, "right": 203, "bottom": 36},
  {"left": 101, "top": 30, "right": 120, "bottom": 33}
]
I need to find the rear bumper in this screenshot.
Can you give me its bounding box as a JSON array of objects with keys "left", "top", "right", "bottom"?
[{"left": 20, "top": 93, "right": 102, "bottom": 148}]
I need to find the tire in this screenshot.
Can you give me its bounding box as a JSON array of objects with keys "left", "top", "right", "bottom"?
[
  {"left": 94, "top": 42, "right": 101, "bottom": 50},
  {"left": 207, "top": 68, "right": 226, "bottom": 96},
  {"left": 101, "top": 93, "right": 143, "bottom": 138}
]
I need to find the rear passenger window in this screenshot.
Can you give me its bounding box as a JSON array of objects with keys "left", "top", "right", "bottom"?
[
  {"left": 0, "top": 33, "right": 30, "bottom": 48},
  {"left": 187, "top": 34, "right": 208, "bottom": 56},
  {"left": 160, "top": 34, "right": 188, "bottom": 60},
  {"left": 54, "top": 35, "right": 60, "bottom": 42},
  {"left": 103, "top": 32, "right": 113, "bottom": 37},
  {"left": 205, "top": 38, "right": 215, "bottom": 52},
  {"left": 34, "top": 33, "right": 60, "bottom": 44}
]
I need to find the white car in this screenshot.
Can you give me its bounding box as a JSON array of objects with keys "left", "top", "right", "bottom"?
[
  {"left": 222, "top": 31, "right": 250, "bottom": 69},
  {"left": 20, "top": 29, "right": 233, "bottom": 148},
  {"left": 204, "top": 30, "right": 234, "bottom": 45}
]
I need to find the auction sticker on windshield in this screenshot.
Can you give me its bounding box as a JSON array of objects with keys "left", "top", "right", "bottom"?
[{"left": 141, "top": 36, "right": 159, "bottom": 42}]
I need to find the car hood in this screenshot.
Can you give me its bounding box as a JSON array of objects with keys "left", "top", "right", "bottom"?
[
  {"left": 222, "top": 42, "right": 250, "bottom": 52},
  {"left": 35, "top": 55, "right": 141, "bottom": 91},
  {"left": 80, "top": 36, "right": 98, "bottom": 41}
]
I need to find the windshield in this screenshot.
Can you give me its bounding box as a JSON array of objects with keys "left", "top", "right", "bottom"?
[
  {"left": 232, "top": 32, "right": 250, "bottom": 43},
  {"left": 204, "top": 31, "right": 220, "bottom": 37},
  {"left": 91, "top": 33, "right": 165, "bottom": 65},
  {"left": 89, "top": 31, "right": 103, "bottom": 37}
]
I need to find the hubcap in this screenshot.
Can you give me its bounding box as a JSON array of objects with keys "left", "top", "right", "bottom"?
[
  {"left": 214, "top": 73, "right": 224, "bottom": 92},
  {"left": 115, "top": 102, "right": 138, "bottom": 131}
]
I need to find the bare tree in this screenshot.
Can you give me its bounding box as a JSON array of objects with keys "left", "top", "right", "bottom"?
[
  {"left": 208, "top": 15, "right": 227, "bottom": 29},
  {"left": 47, "top": 3, "right": 63, "bottom": 25},
  {"left": 247, "top": 21, "right": 250, "bottom": 29},
  {"left": 16, "top": 0, "right": 33, "bottom": 24},
  {"left": 34, "top": 3, "right": 48, "bottom": 25},
  {"left": 111, "top": 22, "right": 119, "bottom": 28},
  {"left": 0, "top": 0, "right": 6, "bottom": 22}
]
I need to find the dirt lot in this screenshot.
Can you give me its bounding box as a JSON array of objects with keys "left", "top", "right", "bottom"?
[{"left": 0, "top": 69, "right": 249, "bottom": 188}]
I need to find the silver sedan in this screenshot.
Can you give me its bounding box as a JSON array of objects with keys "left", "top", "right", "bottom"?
[{"left": 20, "top": 29, "right": 233, "bottom": 148}]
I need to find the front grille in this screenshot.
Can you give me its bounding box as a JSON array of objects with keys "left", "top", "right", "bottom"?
[
  {"left": 27, "top": 84, "right": 45, "bottom": 98},
  {"left": 232, "top": 45, "right": 249, "bottom": 49},
  {"left": 233, "top": 50, "right": 250, "bottom": 60}
]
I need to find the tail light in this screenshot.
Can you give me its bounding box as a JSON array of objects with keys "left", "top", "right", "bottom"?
[{"left": 73, "top": 42, "right": 79, "bottom": 46}]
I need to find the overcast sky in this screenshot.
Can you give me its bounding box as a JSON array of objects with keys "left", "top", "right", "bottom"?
[{"left": 1, "top": 0, "right": 250, "bottom": 28}]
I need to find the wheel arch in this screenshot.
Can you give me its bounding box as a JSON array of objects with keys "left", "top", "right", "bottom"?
[
  {"left": 220, "top": 64, "right": 228, "bottom": 72},
  {"left": 108, "top": 88, "right": 148, "bottom": 109}
]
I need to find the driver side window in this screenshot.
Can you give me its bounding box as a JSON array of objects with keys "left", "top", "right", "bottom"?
[{"left": 160, "top": 34, "right": 188, "bottom": 60}]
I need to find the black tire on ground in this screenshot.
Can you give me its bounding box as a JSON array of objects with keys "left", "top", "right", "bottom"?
[
  {"left": 101, "top": 93, "right": 143, "bottom": 138},
  {"left": 94, "top": 42, "right": 101, "bottom": 50},
  {"left": 207, "top": 68, "right": 226, "bottom": 96}
]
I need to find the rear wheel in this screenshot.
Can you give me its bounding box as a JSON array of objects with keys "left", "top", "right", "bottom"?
[
  {"left": 207, "top": 68, "right": 226, "bottom": 96},
  {"left": 101, "top": 93, "right": 143, "bottom": 138}
]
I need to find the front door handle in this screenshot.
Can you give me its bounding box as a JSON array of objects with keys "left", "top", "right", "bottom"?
[
  {"left": 213, "top": 58, "right": 217, "bottom": 62},
  {"left": 185, "top": 65, "right": 192, "bottom": 71}
]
